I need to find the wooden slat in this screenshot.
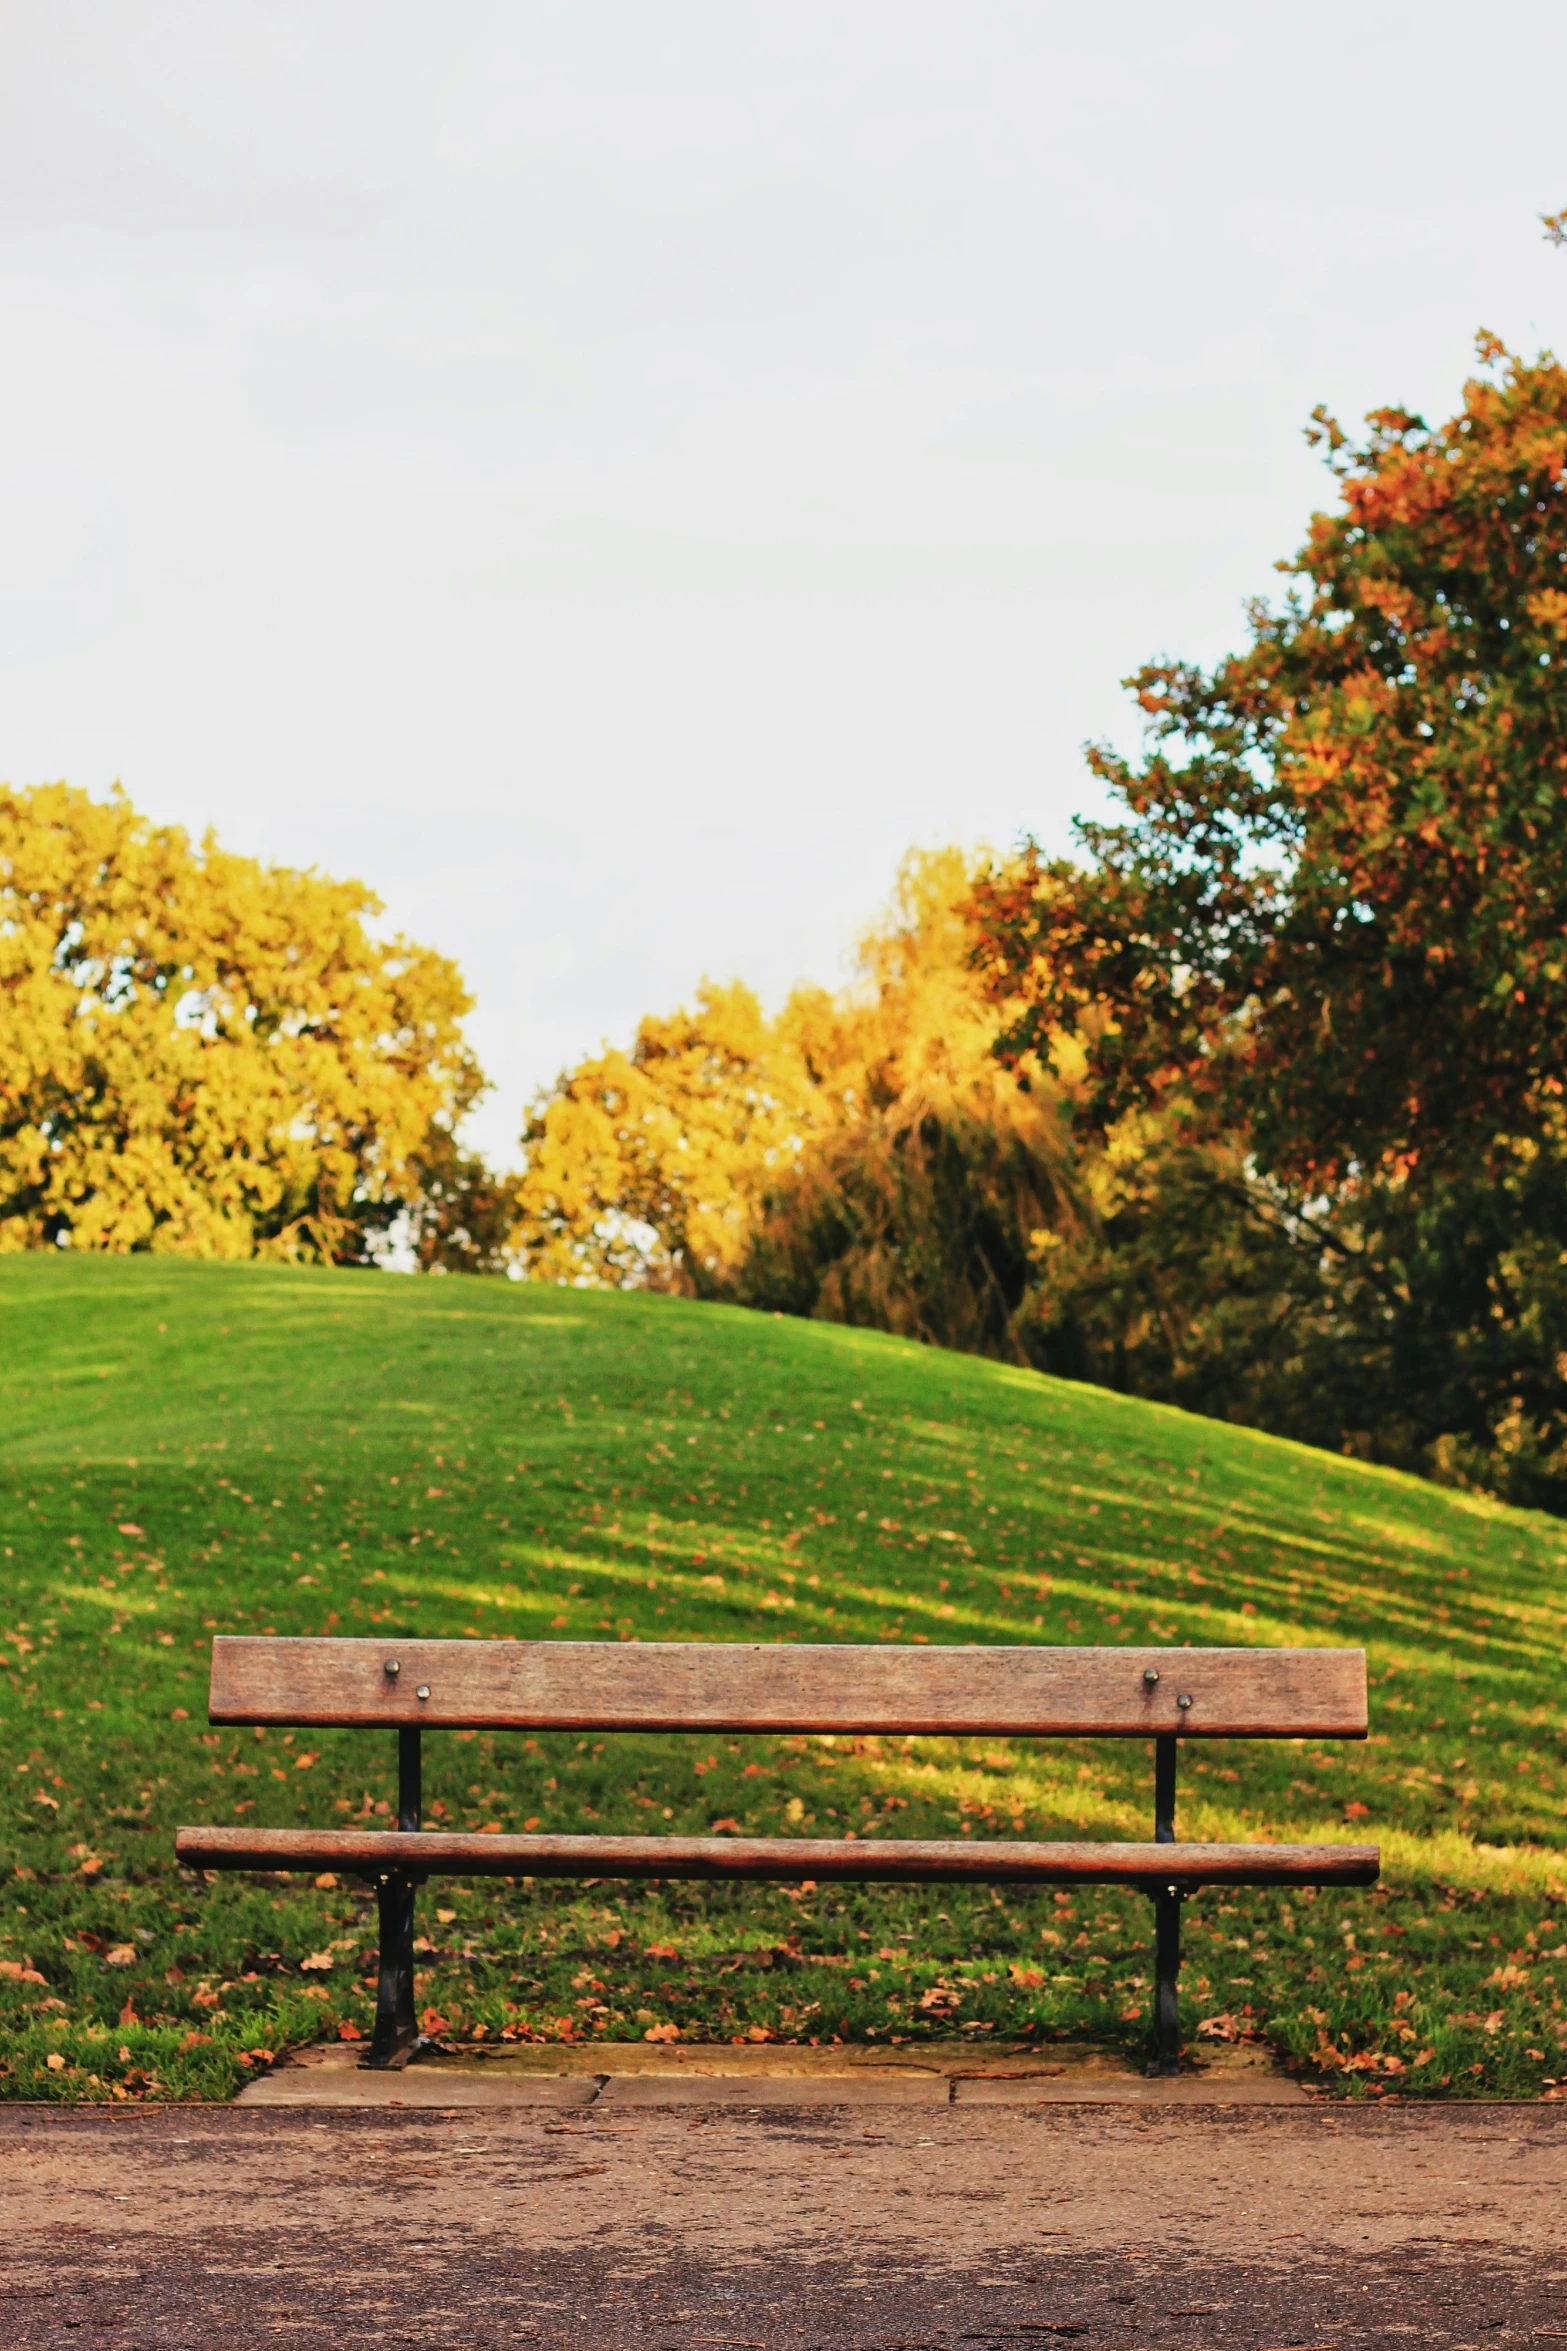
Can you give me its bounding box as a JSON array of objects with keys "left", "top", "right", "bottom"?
[
  {"left": 175, "top": 1824, "right": 1380, "bottom": 1888},
  {"left": 206, "top": 1637, "right": 1368, "bottom": 1739}
]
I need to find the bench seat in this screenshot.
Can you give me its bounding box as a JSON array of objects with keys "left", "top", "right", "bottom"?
[{"left": 177, "top": 1824, "right": 1379, "bottom": 1889}]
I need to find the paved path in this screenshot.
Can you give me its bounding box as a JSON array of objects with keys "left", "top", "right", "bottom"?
[{"left": 0, "top": 2086, "right": 1561, "bottom": 2349}]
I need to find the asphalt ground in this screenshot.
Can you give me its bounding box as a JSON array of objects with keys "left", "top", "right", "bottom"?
[{"left": 0, "top": 2096, "right": 1560, "bottom": 2350}]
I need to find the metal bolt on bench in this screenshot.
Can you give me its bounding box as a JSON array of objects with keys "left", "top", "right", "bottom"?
[{"left": 177, "top": 1637, "right": 1380, "bottom": 2076}]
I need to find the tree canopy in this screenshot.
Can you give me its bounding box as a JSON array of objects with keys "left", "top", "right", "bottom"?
[
  {"left": 975, "top": 338, "right": 1567, "bottom": 1195},
  {"left": 0, "top": 782, "right": 482, "bottom": 1260},
  {"left": 512, "top": 847, "right": 1079, "bottom": 1354},
  {"left": 971, "top": 338, "right": 1567, "bottom": 1507}
]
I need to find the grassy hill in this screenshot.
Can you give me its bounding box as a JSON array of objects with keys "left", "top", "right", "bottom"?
[{"left": 3, "top": 1253, "right": 1566, "bottom": 2102}]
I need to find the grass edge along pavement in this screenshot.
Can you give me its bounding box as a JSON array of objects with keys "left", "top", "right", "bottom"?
[{"left": 2, "top": 1253, "right": 1566, "bottom": 2105}]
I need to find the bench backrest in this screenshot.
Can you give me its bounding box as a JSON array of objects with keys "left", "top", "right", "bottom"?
[{"left": 208, "top": 1637, "right": 1367, "bottom": 1740}]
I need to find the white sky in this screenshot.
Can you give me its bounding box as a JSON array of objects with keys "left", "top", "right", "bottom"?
[{"left": 2, "top": 2, "right": 1564, "bottom": 1163}]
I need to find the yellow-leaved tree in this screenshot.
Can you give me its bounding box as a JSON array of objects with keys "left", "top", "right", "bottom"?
[
  {"left": 0, "top": 782, "right": 483, "bottom": 1260},
  {"left": 512, "top": 846, "right": 1084, "bottom": 1356},
  {"left": 513, "top": 977, "right": 832, "bottom": 1290},
  {"left": 734, "top": 848, "right": 1083, "bottom": 1354}
]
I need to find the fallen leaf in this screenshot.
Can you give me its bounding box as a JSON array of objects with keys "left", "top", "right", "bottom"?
[
  {"left": 104, "top": 1945, "right": 137, "bottom": 1968},
  {"left": 45, "top": 2052, "right": 66, "bottom": 2072},
  {"left": 117, "top": 1523, "right": 144, "bottom": 1537},
  {"left": 0, "top": 1962, "right": 46, "bottom": 1985}
]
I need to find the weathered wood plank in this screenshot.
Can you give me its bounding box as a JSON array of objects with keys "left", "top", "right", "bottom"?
[
  {"left": 175, "top": 1824, "right": 1380, "bottom": 1887},
  {"left": 206, "top": 1637, "right": 1368, "bottom": 1739}
]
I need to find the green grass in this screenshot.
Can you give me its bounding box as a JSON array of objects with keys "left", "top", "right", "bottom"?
[{"left": 3, "top": 1254, "right": 1567, "bottom": 2104}]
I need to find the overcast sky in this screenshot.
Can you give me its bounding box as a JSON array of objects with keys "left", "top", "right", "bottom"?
[{"left": 2, "top": 2, "right": 1564, "bottom": 1162}]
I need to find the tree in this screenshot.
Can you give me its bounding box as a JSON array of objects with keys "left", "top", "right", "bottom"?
[
  {"left": 976, "top": 338, "right": 1567, "bottom": 1191},
  {"left": 971, "top": 337, "right": 1567, "bottom": 1506},
  {"left": 733, "top": 849, "right": 1081, "bottom": 1356},
  {"left": 512, "top": 978, "right": 829, "bottom": 1291},
  {"left": 512, "top": 848, "right": 1083, "bottom": 1355},
  {"left": 402, "top": 1129, "right": 519, "bottom": 1275},
  {"left": 0, "top": 782, "right": 483, "bottom": 1260}
]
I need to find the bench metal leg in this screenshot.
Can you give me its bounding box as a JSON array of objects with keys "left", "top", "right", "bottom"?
[
  {"left": 1148, "top": 1886, "right": 1184, "bottom": 2077},
  {"left": 365, "top": 1731, "right": 425, "bottom": 2071},
  {"left": 366, "top": 1871, "right": 420, "bottom": 2068},
  {"left": 1146, "top": 1730, "right": 1183, "bottom": 2077}
]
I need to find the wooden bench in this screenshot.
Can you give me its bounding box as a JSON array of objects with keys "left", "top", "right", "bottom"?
[{"left": 176, "top": 1636, "right": 1378, "bottom": 2076}]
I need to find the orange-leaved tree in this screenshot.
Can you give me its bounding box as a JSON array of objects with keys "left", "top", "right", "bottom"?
[
  {"left": 0, "top": 782, "right": 484, "bottom": 1260},
  {"left": 976, "top": 336, "right": 1567, "bottom": 1189},
  {"left": 971, "top": 333, "right": 1567, "bottom": 1504}
]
